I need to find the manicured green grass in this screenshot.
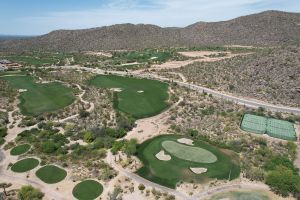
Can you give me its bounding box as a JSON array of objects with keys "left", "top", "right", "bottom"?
[
  {"left": 209, "top": 190, "right": 270, "bottom": 200},
  {"left": 162, "top": 141, "right": 217, "bottom": 163},
  {"left": 11, "top": 158, "right": 39, "bottom": 173},
  {"left": 0, "top": 76, "right": 75, "bottom": 116},
  {"left": 0, "top": 71, "right": 26, "bottom": 76},
  {"left": 10, "top": 144, "right": 31, "bottom": 156},
  {"left": 36, "top": 165, "right": 67, "bottom": 184},
  {"left": 136, "top": 135, "right": 240, "bottom": 188},
  {"left": 89, "top": 75, "right": 169, "bottom": 119},
  {"left": 72, "top": 180, "right": 103, "bottom": 200}
]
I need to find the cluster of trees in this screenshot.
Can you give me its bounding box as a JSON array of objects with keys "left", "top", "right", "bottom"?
[
  {"left": 264, "top": 155, "right": 300, "bottom": 197},
  {"left": 0, "top": 126, "right": 7, "bottom": 146},
  {"left": 17, "top": 127, "right": 69, "bottom": 155},
  {"left": 18, "top": 185, "right": 44, "bottom": 200},
  {"left": 82, "top": 128, "right": 127, "bottom": 144},
  {"left": 111, "top": 139, "right": 137, "bottom": 156},
  {"left": 0, "top": 183, "right": 44, "bottom": 200}
]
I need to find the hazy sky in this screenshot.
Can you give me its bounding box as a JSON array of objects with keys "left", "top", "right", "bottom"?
[{"left": 1, "top": 0, "right": 300, "bottom": 35}]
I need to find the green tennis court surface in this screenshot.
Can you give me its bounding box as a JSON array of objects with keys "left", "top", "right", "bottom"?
[{"left": 241, "top": 114, "right": 296, "bottom": 141}]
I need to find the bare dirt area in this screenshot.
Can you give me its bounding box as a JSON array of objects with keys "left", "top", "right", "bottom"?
[
  {"left": 84, "top": 51, "right": 112, "bottom": 57},
  {"left": 124, "top": 96, "right": 182, "bottom": 143},
  {"left": 223, "top": 45, "right": 258, "bottom": 49},
  {"left": 0, "top": 149, "right": 74, "bottom": 200},
  {"left": 178, "top": 51, "right": 230, "bottom": 58},
  {"left": 150, "top": 51, "right": 252, "bottom": 70}
]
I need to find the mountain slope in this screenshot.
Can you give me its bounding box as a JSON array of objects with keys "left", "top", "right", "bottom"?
[{"left": 1, "top": 11, "right": 300, "bottom": 52}]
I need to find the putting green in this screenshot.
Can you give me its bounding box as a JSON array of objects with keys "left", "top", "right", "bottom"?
[
  {"left": 89, "top": 75, "right": 169, "bottom": 119},
  {"left": 36, "top": 165, "right": 67, "bottom": 184},
  {"left": 0, "top": 76, "right": 75, "bottom": 116},
  {"left": 137, "top": 135, "right": 240, "bottom": 188},
  {"left": 11, "top": 158, "right": 39, "bottom": 173},
  {"left": 162, "top": 141, "right": 217, "bottom": 163},
  {"left": 10, "top": 144, "right": 31, "bottom": 156},
  {"left": 72, "top": 180, "right": 103, "bottom": 200}
]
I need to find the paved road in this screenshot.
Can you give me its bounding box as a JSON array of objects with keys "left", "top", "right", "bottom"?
[
  {"left": 45, "top": 65, "right": 300, "bottom": 115},
  {"left": 135, "top": 73, "right": 300, "bottom": 115},
  {"left": 177, "top": 81, "right": 300, "bottom": 115}
]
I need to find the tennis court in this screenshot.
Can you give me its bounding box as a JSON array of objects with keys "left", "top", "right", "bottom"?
[
  {"left": 240, "top": 114, "right": 267, "bottom": 134},
  {"left": 241, "top": 114, "right": 297, "bottom": 141}
]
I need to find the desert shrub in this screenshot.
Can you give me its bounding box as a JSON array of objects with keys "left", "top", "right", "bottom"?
[
  {"left": 18, "top": 185, "right": 44, "bottom": 200},
  {"left": 138, "top": 184, "right": 145, "bottom": 191}
]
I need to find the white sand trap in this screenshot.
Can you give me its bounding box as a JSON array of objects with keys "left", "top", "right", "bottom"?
[
  {"left": 137, "top": 90, "right": 144, "bottom": 93},
  {"left": 18, "top": 89, "right": 27, "bottom": 93},
  {"left": 190, "top": 167, "right": 207, "bottom": 174},
  {"left": 111, "top": 88, "right": 122, "bottom": 92},
  {"left": 177, "top": 138, "right": 194, "bottom": 146},
  {"left": 155, "top": 150, "right": 171, "bottom": 161}
]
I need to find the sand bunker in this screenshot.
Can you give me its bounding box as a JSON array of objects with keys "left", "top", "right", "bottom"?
[
  {"left": 137, "top": 90, "right": 144, "bottom": 93},
  {"left": 190, "top": 167, "right": 207, "bottom": 174},
  {"left": 18, "top": 89, "right": 27, "bottom": 93},
  {"left": 155, "top": 150, "right": 171, "bottom": 161},
  {"left": 111, "top": 88, "right": 122, "bottom": 92},
  {"left": 177, "top": 138, "right": 194, "bottom": 146}
]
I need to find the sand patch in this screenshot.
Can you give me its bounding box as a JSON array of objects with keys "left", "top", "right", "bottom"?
[
  {"left": 137, "top": 90, "right": 144, "bottom": 93},
  {"left": 151, "top": 52, "right": 252, "bottom": 70},
  {"left": 177, "top": 138, "right": 194, "bottom": 146},
  {"left": 84, "top": 51, "right": 112, "bottom": 57},
  {"left": 224, "top": 45, "right": 255, "bottom": 49},
  {"left": 111, "top": 88, "right": 122, "bottom": 92},
  {"left": 18, "top": 89, "right": 27, "bottom": 93},
  {"left": 178, "top": 51, "right": 229, "bottom": 58},
  {"left": 190, "top": 167, "right": 207, "bottom": 174},
  {"left": 40, "top": 81, "right": 51, "bottom": 84},
  {"left": 155, "top": 150, "right": 171, "bottom": 161},
  {"left": 121, "top": 62, "right": 141, "bottom": 66}
]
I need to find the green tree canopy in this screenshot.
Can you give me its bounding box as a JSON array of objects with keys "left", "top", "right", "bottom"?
[
  {"left": 266, "top": 165, "right": 300, "bottom": 197},
  {"left": 18, "top": 185, "right": 44, "bottom": 200}
]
